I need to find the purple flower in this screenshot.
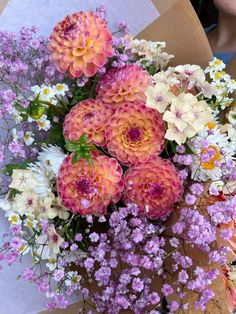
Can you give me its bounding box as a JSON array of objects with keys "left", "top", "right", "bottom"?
[
  {"left": 75, "top": 233, "right": 83, "bottom": 242},
  {"left": 185, "top": 193, "right": 196, "bottom": 205},
  {"left": 10, "top": 237, "right": 22, "bottom": 250},
  {"left": 148, "top": 292, "right": 160, "bottom": 305},
  {"left": 131, "top": 228, "right": 144, "bottom": 243},
  {"left": 190, "top": 183, "right": 204, "bottom": 195},
  {"left": 70, "top": 243, "right": 78, "bottom": 252},
  {"left": 53, "top": 269, "right": 65, "bottom": 282},
  {"left": 21, "top": 268, "right": 34, "bottom": 280},
  {"left": 178, "top": 270, "right": 189, "bottom": 284},
  {"left": 132, "top": 278, "right": 144, "bottom": 292},
  {"left": 161, "top": 284, "right": 174, "bottom": 296},
  {"left": 89, "top": 232, "right": 99, "bottom": 243},
  {"left": 220, "top": 228, "right": 233, "bottom": 241}
]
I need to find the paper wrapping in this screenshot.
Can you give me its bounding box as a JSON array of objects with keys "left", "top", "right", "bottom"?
[
  {"left": 227, "top": 55, "right": 236, "bottom": 79},
  {"left": 0, "top": 0, "right": 234, "bottom": 313}
]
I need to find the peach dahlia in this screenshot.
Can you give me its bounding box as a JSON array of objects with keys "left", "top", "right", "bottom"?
[
  {"left": 48, "top": 11, "right": 112, "bottom": 78},
  {"left": 96, "top": 65, "right": 152, "bottom": 108},
  {"left": 57, "top": 152, "right": 124, "bottom": 216},
  {"left": 105, "top": 100, "right": 165, "bottom": 166},
  {"left": 63, "top": 99, "right": 113, "bottom": 147},
  {"left": 123, "top": 157, "right": 182, "bottom": 220}
]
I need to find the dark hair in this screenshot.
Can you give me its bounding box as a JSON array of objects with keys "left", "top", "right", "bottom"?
[{"left": 191, "top": 0, "right": 218, "bottom": 27}]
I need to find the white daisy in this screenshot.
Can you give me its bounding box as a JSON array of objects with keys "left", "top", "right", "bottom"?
[
  {"left": 190, "top": 127, "right": 235, "bottom": 181},
  {"left": 37, "top": 145, "right": 67, "bottom": 176},
  {"left": 23, "top": 131, "right": 34, "bottom": 146},
  {"left": 53, "top": 83, "right": 69, "bottom": 96},
  {"left": 7, "top": 212, "right": 22, "bottom": 225},
  {"left": 65, "top": 271, "right": 82, "bottom": 287}
]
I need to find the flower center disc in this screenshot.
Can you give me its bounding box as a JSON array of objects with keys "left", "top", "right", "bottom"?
[
  {"left": 75, "top": 178, "right": 91, "bottom": 194},
  {"left": 126, "top": 126, "right": 142, "bottom": 142},
  {"left": 201, "top": 145, "right": 220, "bottom": 170}
]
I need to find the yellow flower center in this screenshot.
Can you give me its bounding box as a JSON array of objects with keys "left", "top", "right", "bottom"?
[
  {"left": 10, "top": 216, "right": 18, "bottom": 223},
  {"left": 206, "top": 121, "right": 216, "bottom": 129},
  {"left": 56, "top": 84, "right": 63, "bottom": 91},
  {"left": 42, "top": 88, "right": 50, "bottom": 96},
  {"left": 201, "top": 145, "right": 220, "bottom": 170}
]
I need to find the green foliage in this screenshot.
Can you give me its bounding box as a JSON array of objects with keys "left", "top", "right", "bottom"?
[
  {"left": 65, "top": 134, "right": 98, "bottom": 165},
  {"left": 4, "top": 161, "right": 30, "bottom": 176}
]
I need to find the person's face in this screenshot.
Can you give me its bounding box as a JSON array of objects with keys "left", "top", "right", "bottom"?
[{"left": 213, "top": 0, "right": 236, "bottom": 16}]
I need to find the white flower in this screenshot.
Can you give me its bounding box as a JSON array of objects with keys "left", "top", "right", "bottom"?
[
  {"left": 37, "top": 145, "right": 67, "bottom": 176},
  {"left": 205, "top": 58, "right": 226, "bottom": 74},
  {"left": 13, "top": 191, "right": 39, "bottom": 215},
  {"left": 36, "top": 225, "right": 64, "bottom": 260},
  {"left": 190, "top": 99, "right": 213, "bottom": 133},
  {"left": 7, "top": 212, "right": 22, "bottom": 225},
  {"left": 0, "top": 198, "right": 12, "bottom": 212},
  {"left": 18, "top": 241, "right": 31, "bottom": 255},
  {"left": 228, "top": 106, "right": 236, "bottom": 125},
  {"left": 27, "top": 162, "right": 53, "bottom": 197},
  {"left": 190, "top": 127, "right": 235, "bottom": 181},
  {"left": 175, "top": 64, "right": 206, "bottom": 85},
  {"left": 23, "top": 131, "right": 34, "bottom": 146},
  {"left": 37, "top": 114, "right": 51, "bottom": 131},
  {"left": 46, "top": 259, "right": 58, "bottom": 271},
  {"left": 53, "top": 83, "right": 69, "bottom": 96},
  {"left": 24, "top": 213, "right": 38, "bottom": 229},
  {"left": 163, "top": 93, "right": 195, "bottom": 132},
  {"left": 9, "top": 169, "right": 37, "bottom": 192},
  {"left": 220, "top": 124, "right": 236, "bottom": 142},
  {"left": 31, "top": 85, "right": 41, "bottom": 94},
  {"left": 12, "top": 108, "right": 23, "bottom": 123},
  {"left": 145, "top": 82, "right": 173, "bottom": 113},
  {"left": 65, "top": 271, "right": 82, "bottom": 287},
  {"left": 36, "top": 196, "right": 69, "bottom": 220},
  {"left": 165, "top": 123, "right": 187, "bottom": 145}
]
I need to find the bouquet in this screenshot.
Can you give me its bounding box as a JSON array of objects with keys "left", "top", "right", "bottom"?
[{"left": 0, "top": 6, "right": 236, "bottom": 314}]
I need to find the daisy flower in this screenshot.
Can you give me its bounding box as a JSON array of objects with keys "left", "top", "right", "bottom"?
[{"left": 190, "top": 127, "right": 235, "bottom": 181}]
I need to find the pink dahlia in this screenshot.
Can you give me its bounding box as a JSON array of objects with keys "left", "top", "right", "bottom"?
[
  {"left": 105, "top": 100, "right": 165, "bottom": 166},
  {"left": 48, "top": 11, "right": 112, "bottom": 77},
  {"left": 123, "top": 157, "right": 182, "bottom": 220},
  {"left": 57, "top": 152, "right": 124, "bottom": 215},
  {"left": 63, "top": 99, "right": 113, "bottom": 147},
  {"left": 96, "top": 65, "right": 152, "bottom": 108}
]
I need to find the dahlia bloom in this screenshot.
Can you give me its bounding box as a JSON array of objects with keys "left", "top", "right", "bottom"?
[
  {"left": 96, "top": 65, "right": 152, "bottom": 108},
  {"left": 48, "top": 11, "right": 112, "bottom": 77},
  {"left": 63, "top": 99, "right": 113, "bottom": 147},
  {"left": 123, "top": 157, "right": 182, "bottom": 219},
  {"left": 105, "top": 100, "right": 164, "bottom": 166},
  {"left": 57, "top": 152, "right": 124, "bottom": 215}
]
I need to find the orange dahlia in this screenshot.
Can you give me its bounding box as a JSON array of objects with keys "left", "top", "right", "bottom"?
[
  {"left": 57, "top": 152, "right": 124, "bottom": 215},
  {"left": 96, "top": 65, "right": 152, "bottom": 108},
  {"left": 48, "top": 11, "right": 112, "bottom": 78},
  {"left": 123, "top": 157, "right": 182, "bottom": 220},
  {"left": 105, "top": 100, "right": 165, "bottom": 166},
  {"left": 63, "top": 99, "right": 114, "bottom": 147}
]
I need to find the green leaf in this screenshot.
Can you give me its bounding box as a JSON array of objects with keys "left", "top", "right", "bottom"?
[
  {"left": 48, "top": 124, "right": 64, "bottom": 144},
  {"left": 147, "top": 64, "right": 157, "bottom": 76},
  {"left": 65, "top": 141, "right": 80, "bottom": 152},
  {"left": 28, "top": 103, "right": 45, "bottom": 119},
  {"left": 184, "top": 143, "right": 194, "bottom": 155},
  {"left": 79, "top": 133, "right": 87, "bottom": 145},
  {"left": 4, "top": 161, "right": 30, "bottom": 176}
]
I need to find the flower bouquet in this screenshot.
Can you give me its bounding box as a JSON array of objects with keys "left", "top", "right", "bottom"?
[{"left": 0, "top": 5, "right": 236, "bottom": 314}]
